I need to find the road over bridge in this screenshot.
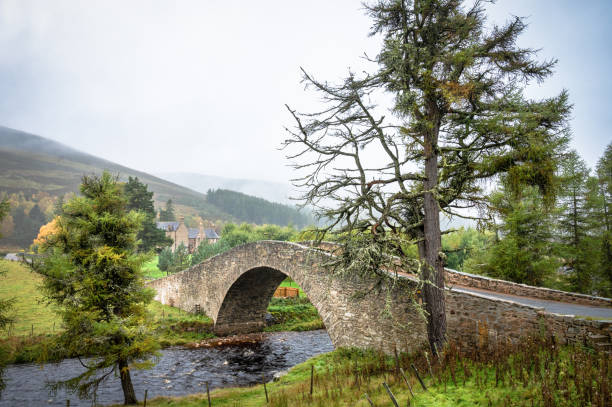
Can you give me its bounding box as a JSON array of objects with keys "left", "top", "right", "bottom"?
[{"left": 147, "top": 241, "right": 612, "bottom": 353}]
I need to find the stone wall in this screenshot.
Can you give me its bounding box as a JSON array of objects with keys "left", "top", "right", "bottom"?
[
  {"left": 445, "top": 288, "right": 612, "bottom": 351},
  {"left": 445, "top": 269, "right": 612, "bottom": 307},
  {"left": 301, "top": 241, "right": 612, "bottom": 307}
]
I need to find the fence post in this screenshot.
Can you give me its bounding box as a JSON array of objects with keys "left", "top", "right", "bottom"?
[
  {"left": 206, "top": 381, "right": 211, "bottom": 407},
  {"left": 382, "top": 382, "right": 400, "bottom": 407},
  {"left": 310, "top": 365, "right": 314, "bottom": 396},
  {"left": 411, "top": 363, "right": 427, "bottom": 391},
  {"left": 262, "top": 373, "right": 269, "bottom": 403},
  {"left": 143, "top": 389, "right": 148, "bottom": 407},
  {"left": 399, "top": 367, "right": 414, "bottom": 398}
]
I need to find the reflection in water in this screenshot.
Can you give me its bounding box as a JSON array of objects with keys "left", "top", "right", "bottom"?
[{"left": 1, "top": 330, "right": 334, "bottom": 407}]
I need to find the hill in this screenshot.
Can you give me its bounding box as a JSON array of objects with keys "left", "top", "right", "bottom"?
[
  {"left": 154, "top": 171, "right": 295, "bottom": 205},
  {"left": 0, "top": 126, "right": 226, "bottom": 216},
  {"left": 206, "top": 189, "right": 312, "bottom": 227},
  {"left": 0, "top": 126, "right": 313, "bottom": 248}
]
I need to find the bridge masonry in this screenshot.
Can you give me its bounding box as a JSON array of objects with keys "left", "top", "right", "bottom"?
[
  {"left": 147, "top": 241, "right": 612, "bottom": 354},
  {"left": 147, "top": 241, "right": 426, "bottom": 353}
]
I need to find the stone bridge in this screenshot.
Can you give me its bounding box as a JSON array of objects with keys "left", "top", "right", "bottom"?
[{"left": 147, "top": 241, "right": 612, "bottom": 353}]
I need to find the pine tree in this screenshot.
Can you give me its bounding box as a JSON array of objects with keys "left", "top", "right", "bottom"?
[
  {"left": 35, "top": 172, "right": 159, "bottom": 404},
  {"left": 593, "top": 143, "right": 612, "bottom": 293},
  {"left": 284, "top": 0, "right": 570, "bottom": 351},
  {"left": 557, "top": 151, "right": 592, "bottom": 292},
  {"left": 124, "top": 177, "right": 171, "bottom": 252},
  {"left": 477, "top": 184, "right": 560, "bottom": 286},
  {"left": 158, "top": 199, "right": 176, "bottom": 222}
]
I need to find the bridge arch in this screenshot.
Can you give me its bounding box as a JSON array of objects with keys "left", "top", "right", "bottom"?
[{"left": 147, "top": 241, "right": 426, "bottom": 352}]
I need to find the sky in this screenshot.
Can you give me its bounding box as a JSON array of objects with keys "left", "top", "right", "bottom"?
[{"left": 0, "top": 0, "right": 610, "bottom": 184}]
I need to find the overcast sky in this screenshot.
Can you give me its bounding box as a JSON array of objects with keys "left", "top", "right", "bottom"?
[{"left": 0, "top": 0, "right": 610, "bottom": 184}]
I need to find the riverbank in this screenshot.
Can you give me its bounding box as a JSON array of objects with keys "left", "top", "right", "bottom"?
[
  {"left": 110, "top": 336, "right": 611, "bottom": 407},
  {"left": 0, "top": 260, "right": 323, "bottom": 364}
]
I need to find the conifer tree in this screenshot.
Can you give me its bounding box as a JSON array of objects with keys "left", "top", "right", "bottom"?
[
  {"left": 124, "top": 177, "right": 171, "bottom": 252},
  {"left": 158, "top": 199, "right": 176, "bottom": 222},
  {"left": 593, "top": 143, "right": 612, "bottom": 293},
  {"left": 35, "top": 172, "right": 158, "bottom": 404},
  {"left": 284, "top": 0, "right": 570, "bottom": 351},
  {"left": 557, "top": 151, "right": 593, "bottom": 291},
  {"left": 473, "top": 184, "right": 559, "bottom": 285}
]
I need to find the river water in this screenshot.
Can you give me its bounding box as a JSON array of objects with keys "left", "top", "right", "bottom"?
[{"left": 1, "top": 330, "right": 334, "bottom": 407}]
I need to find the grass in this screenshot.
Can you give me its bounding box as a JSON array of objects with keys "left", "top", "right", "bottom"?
[
  {"left": 0, "top": 259, "right": 60, "bottom": 337},
  {"left": 265, "top": 297, "right": 324, "bottom": 332},
  {"left": 113, "top": 336, "right": 611, "bottom": 407},
  {"left": 143, "top": 255, "right": 166, "bottom": 279}
]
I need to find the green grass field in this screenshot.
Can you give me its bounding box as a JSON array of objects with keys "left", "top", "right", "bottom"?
[{"left": 0, "top": 259, "right": 60, "bottom": 337}]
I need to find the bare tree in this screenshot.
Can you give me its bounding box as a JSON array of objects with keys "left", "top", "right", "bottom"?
[{"left": 284, "top": 0, "right": 570, "bottom": 352}]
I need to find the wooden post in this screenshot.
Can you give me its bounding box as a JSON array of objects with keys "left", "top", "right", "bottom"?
[
  {"left": 399, "top": 367, "right": 415, "bottom": 398},
  {"left": 364, "top": 393, "right": 375, "bottom": 407},
  {"left": 394, "top": 345, "right": 401, "bottom": 379},
  {"left": 31, "top": 324, "right": 34, "bottom": 337},
  {"left": 143, "top": 389, "right": 148, "bottom": 407},
  {"left": 66, "top": 400, "right": 70, "bottom": 407},
  {"left": 424, "top": 351, "right": 436, "bottom": 384},
  {"left": 383, "top": 382, "right": 400, "bottom": 407},
  {"left": 411, "top": 363, "right": 427, "bottom": 391},
  {"left": 310, "top": 365, "right": 314, "bottom": 396},
  {"left": 262, "top": 373, "right": 269, "bottom": 403},
  {"left": 206, "top": 381, "right": 211, "bottom": 407}
]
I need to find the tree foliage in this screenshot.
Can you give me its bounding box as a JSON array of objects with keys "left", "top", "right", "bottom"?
[
  {"left": 468, "top": 184, "right": 560, "bottom": 285},
  {"left": 284, "top": 0, "right": 570, "bottom": 351},
  {"left": 595, "top": 143, "right": 612, "bottom": 293},
  {"left": 190, "top": 223, "right": 299, "bottom": 266},
  {"left": 157, "top": 242, "right": 191, "bottom": 275},
  {"left": 158, "top": 198, "right": 176, "bottom": 222},
  {"left": 34, "top": 172, "right": 158, "bottom": 404},
  {"left": 557, "top": 151, "right": 595, "bottom": 292},
  {"left": 206, "top": 189, "right": 313, "bottom": 228},
  {"left": 124, "top": 177, "right": 172, "bottom": 252}
]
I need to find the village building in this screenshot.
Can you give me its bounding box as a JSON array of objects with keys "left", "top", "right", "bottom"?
[{"left": 156, "top": 216, "right": 220, "bottom": 252}]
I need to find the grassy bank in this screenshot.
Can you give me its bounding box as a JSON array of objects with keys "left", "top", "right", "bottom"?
[
  {"left": 265, "top": 297, "right": 324, "bottom": 332},
  {"left": 115, "top": 336, "right": 611, "bottom": 407}
]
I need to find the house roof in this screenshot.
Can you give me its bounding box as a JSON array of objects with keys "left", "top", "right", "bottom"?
[
  {"left": 188, "top": 228, "right": 200, "bottom": 239},
  {"left": 156, "top": 221, "right": 179, "bottom": 231},
  {"left": 204, "top": 228, "right": 220, "bottom": 239}
]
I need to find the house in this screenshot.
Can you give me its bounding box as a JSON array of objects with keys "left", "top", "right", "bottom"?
[{"left": 156, "top": 217, "right": 220, "bottom": 253}]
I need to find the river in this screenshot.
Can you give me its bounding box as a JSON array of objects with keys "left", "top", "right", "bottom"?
[{"left": 1, "top": 330, "right": 334, "bottom": 406}]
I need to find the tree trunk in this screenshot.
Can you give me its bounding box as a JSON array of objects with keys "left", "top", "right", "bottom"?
[
  {"left": 420, "top": 114, "right": 447, "bottom": 355},
  {"left": 118, "top": 358, "right": 137, "bottom": 405}
]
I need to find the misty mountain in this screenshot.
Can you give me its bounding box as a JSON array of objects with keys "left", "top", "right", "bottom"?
[{"left": 154, "top": 171, "right": 298, "bottom": 205}]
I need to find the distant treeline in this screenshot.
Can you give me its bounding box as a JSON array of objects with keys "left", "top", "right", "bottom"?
[
  {"left": 206, "top": 189, "right": 313, "bottom": 228},
  {"left": 0, "top": 191, "right": 56, "bottom": 249}
]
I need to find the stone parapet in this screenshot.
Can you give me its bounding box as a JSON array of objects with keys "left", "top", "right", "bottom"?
[{"left": 445, "top": 268, "right": 612, "bottom": 307}]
